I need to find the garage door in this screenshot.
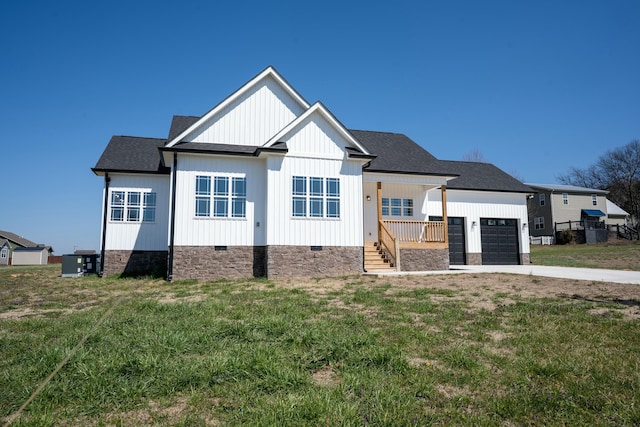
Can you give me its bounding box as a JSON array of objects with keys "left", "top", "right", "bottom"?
[
  {"left": 480, "top": 218, "right": 519, "bottom": 265},
  {"left": 430, "top": 216, "right": 466, "bottom": 265}
]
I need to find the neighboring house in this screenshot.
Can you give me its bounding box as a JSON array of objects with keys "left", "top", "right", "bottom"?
[
  {"left": 12, "top": 247, "right": 49, "bottom": 265},
  {"left": 606, "top": 199, "right": 630, "bottom": 227},
  {"left": 525, "top": 183, "right": 613, "bottom": 243},
  {"left": 0, "top": 230, "right": 53, "bottom": 266},
  {"left": 93, "top": 66, "right": 532, "bottom": 280},
  {"left": 0, "top": 240, "right": 10, "bottom": 266}
]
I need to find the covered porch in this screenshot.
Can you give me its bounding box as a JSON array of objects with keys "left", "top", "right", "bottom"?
[{"left": 363, "top": 179, "right": 450, "bottom": 272}]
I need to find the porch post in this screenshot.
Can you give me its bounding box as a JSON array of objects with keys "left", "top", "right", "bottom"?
[
  {"left": 441, "top": 185, "right": 449, "bottom": 246},
  {"left": 377, "top": 182, "right": 383, "bottom": 242}
]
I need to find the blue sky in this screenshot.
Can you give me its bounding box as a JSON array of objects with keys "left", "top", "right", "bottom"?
[{"left": 1, "top": 0, "right": 639, "bottom": 255}]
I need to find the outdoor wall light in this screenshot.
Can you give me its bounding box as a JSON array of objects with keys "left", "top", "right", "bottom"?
[
  {"left": 522, "top": 223, "right": 528, "bottom": 230},
  {"left": 471, "top": 221, "right": 477, "bottom": 228},
  {"left": 366, "top": 195, "right": 371, "bottom": 201}
]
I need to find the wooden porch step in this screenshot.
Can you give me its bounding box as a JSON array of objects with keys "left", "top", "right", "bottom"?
[{"left": 364, "top": 242, "right": 395, "bottom": 272}]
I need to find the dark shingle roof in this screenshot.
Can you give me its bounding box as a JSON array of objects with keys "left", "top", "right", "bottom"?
[
  {"left": 0, "top": 230, "right": 37, "bottom": 248},
  {"left": 168, "top": 115, "right": 200, "bottom": 141},
  {"left": 92, "top": 136, "right": 170, "bottom": 175},
  {"left": 93, "top": 121, "right": 529, "bottom": 194},
  {"left": 350, "top": 130, "right": 531, "bottom": 193},
  {"left": 350, "top": 130, "right": 457, "bottom": 177},
  {"left": 439, "top": 160, "right": 533, "bottom": 193}
]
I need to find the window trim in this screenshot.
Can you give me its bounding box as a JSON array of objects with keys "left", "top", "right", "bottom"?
[
  {"left": 110, "top": 190, "right": 157, "bottom": 223},
  {"left": 381, "top": 197, "right": 414, "bottom": 217},
  {"left": 291, "top": 176, "right": 340, "bottom": 219},
  {"left": 195, "top": 175, "right": 247, "bottom": 219}
]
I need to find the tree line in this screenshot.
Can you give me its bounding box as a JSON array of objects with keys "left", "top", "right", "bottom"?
[{"left": 558, "top": 140, "right": 640, "bottom": 227}]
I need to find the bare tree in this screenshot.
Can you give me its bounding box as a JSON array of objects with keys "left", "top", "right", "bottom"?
[
  {"left": 462, "top": 148, "right": 488, "bottom": 163},
  {"left": 558, "top": 140, "right": 640, "bottom": 225}
]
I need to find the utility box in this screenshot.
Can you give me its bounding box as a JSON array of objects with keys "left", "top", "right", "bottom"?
[{"left": 61, "top": 254, "right": 99, "bottom": 277}]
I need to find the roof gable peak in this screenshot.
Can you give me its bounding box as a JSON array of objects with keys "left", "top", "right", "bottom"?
[
  {"left": 264, "top": 102, "right": 370, "bottom": 155},
  {"left": 166, "top": 66, "right": 310, "bottom": 148}
]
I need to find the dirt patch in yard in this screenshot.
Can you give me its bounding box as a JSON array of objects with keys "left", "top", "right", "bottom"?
[{"left": 275, "top": 273, "right": 640, "bottom": 320}]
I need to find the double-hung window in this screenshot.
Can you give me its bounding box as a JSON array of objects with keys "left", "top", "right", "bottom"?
[
  {"left": 110, "top": 190, "right": 156, "bottom": 222},
  {"left": 539, "top": 194, "right": 545, "bottom": 206},
  {"left": 0, "top": 248, "right": 7, "bottom": 259},
  {"left": 195, "top": 175, "right": 246, "bottom": 218},
  {"left": 292, "top": 176, "right": 340, "bottom": 218},
  {"left": 381, "top": 198, "right": 414, "bottom": 217},
  {"left": 534, "top": 216, "right": 545, "bottom": 230},
  {"left": 562, "top": 193, "right": 569, "bottom": 205},
  {"left": 592, "top": 194, "right": 597, "bottom": 206}
]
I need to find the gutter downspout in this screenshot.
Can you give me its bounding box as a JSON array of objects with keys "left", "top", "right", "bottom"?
[
  {"left": 167, "top": 152, "right": 178, "bottom": 281},
  {"left": 99, "top": 173, "right": 110, "bottom": 277}
]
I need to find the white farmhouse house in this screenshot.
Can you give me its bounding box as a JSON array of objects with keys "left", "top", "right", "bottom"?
[{"left": 93, "top": 67, "right": 532, "bottom": 280}]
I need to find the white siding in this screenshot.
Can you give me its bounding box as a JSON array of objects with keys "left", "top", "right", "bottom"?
[
  {"left": 362, "top": 181, "right": 443, "bottom": 242},
  {"left": 172, "top": 154, "right": 266, "bottom": 246},
  {"left": 266, "top": 156, "right": 363, "bottom": 246},
  {"left": 186, "top": 76, "right": 305, "bottom": 146},
  {"left": 284, "top": 112, "right": 349, "bottom": 159},
  {"left": 427, "top": 189, "right": 530, "bottom": 255},
  {"left": 104, "top": 174, "right": 170, "bottom": 251}
]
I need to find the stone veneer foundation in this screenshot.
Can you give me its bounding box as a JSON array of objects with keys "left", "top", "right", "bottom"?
[
  {"left": 466, "top": 253, "right": 482, "bottom": 265},
  {"left": 102, "top": 250, "right": 168, "bottom": 277},
  {"left": 398, "top": 248, "right": 450, "bottom": 271},
  {"left": 267, "top": 245, "right": 363, "bottom": 278},
  {"left": 170, "top": 246, "right": 266, "bottom": 281},
  {"left": 466, "top": 252, "right": 530, "bottom": 265}
]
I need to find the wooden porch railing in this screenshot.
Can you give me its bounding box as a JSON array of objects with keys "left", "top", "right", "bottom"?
[
  {"left": 379, "top": 220, "right": 400, "bottom": 271},
  {"left": 384, "top": 220, "right": 446, "bottom": 243}
]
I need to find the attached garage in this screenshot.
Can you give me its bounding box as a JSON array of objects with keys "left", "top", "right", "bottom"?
[
  {"left": 430, "top": 216, "right": 466, "bottom": 265},
  {"left": 480, "top": 218, "right": 520, "bottom": 265}
]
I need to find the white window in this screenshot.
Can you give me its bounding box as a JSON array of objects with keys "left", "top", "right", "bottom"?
[
  {"left": 534, "top": 217, "right": 545, "bottom": 230},
  {"left": 0, "top": 248, "right": 7, "bottom": 259},
  {"left": 539, "top": 194, "right": 545, "bottom": 206},
  {"left": 110, "top": 191, "right": 157, "bottom": 223},
  {"left": 381, "top": 198, "right": 414, "bottom": 217},
  {"left": 195, "top": 175, "right": 246, "bottom": 218},
  {"left": 592, "top": 194, "right": 597, "bottom": 206},
  {"left": 562, "top": 193, "right": 569, "bottom": 205},
  {"left": 292, "top": 176, "right": 340, "bottom": 218}
]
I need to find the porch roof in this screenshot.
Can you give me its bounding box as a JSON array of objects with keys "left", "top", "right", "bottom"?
[
  {"left": 582, "top": 209, "right": 606, "bottom": 217},
  {"left": 351, "top": 130, "right": 458, "bottom": 177}
]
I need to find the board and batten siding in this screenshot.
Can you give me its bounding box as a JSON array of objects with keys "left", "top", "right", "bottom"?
[
  {"left": 104, "top": 174, "right": 170, "bottom": 251},
  {"left": 265, "top": 156, "right": 363, "bottom": 246},
  {"left": 186, "top": 76, "right": 306, "bottom": 146},
  {"left": 172, "top": 154, "right": 266, "bottom": 246},
  {"left": 427, "top": 190, "right": 530, "bottom": 255},
  {"left": 263, "top": 112, "right": 365, "bottom": 247}
]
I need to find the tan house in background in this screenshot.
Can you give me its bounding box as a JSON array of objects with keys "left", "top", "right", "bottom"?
[{"left": 525, "top": 183, "right": 609, "bottom": 240}]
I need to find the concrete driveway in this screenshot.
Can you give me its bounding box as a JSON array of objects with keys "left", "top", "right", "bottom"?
[
  {"left": 368, "top": 265, "right": 640, "bottom": 285},
  {"left": 450, "top": 265, "right": 640, "bottom": 285}
]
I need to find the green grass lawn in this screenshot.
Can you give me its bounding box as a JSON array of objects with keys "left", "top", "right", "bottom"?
[
  {"left": 1, "top": 265, "right": 639, "bottom": 426},
  {"left": 530, "top": 240, "right": 640, "bottom": 270}
]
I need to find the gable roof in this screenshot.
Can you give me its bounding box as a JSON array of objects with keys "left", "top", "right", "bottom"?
[
  {"left": 165, "top": 66, "right": 310, "bottom": 148},
  {"left": 0, "top": 230, "right": 38, "bottom": 248},
  {"left": 92, "top": 136, "right": 170, "bottom": 175},
  {"left": 168, "top": 115, "right": 199, "bottom": 141},
  {"left": 264, "top": 102, "right": 371, "bottom": 155},
  {"left": 606, "top": 199, "right": 629, "bottom": 216},
  {"left": 439, "top": 161, "right": 533, "bottom": 193},
  {"left": 352, "top": 130, "right": 456, "bottom": 177},
  {"left": 525, "top": 183, "right": 609, "bottom": 194}
]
